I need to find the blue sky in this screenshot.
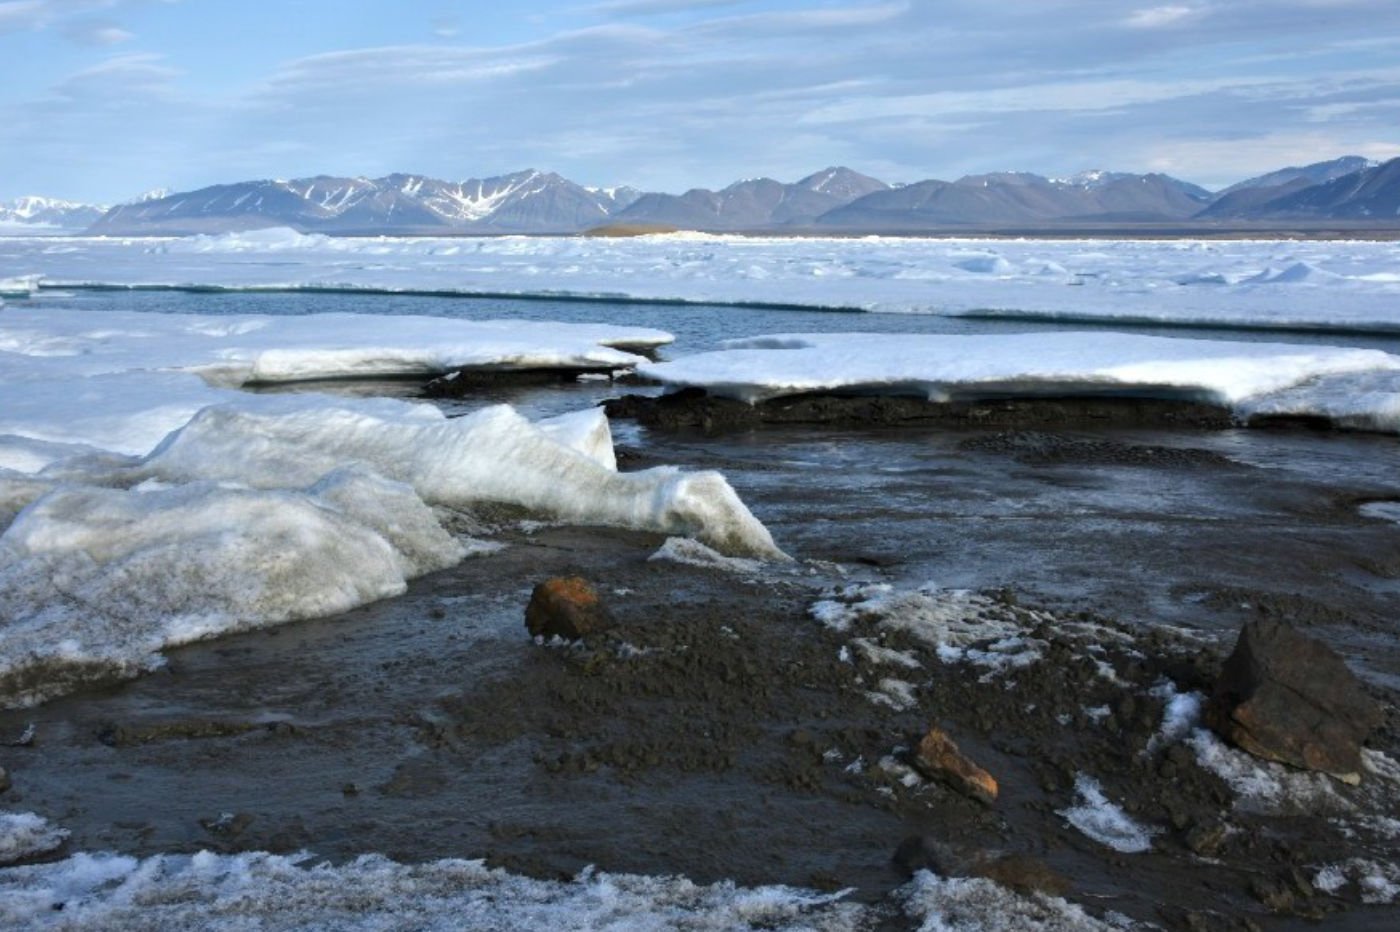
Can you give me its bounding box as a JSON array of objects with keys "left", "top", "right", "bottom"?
[{"left": 3, "top": 0, "right": 1399, "bottom": 203}]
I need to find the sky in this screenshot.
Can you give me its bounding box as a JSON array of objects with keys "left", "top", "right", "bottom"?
[{"left": 2, "top": 0, "right": 1400, "bottom": 204}]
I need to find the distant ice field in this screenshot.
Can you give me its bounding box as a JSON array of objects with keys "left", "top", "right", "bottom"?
[{"left": 5, "top": 229, "right": 1400, "bottom": 336}]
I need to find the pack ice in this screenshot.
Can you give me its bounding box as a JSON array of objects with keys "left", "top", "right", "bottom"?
[
  {"left": 0, "top": 307, "right": 782, "bottom": 707},
  {"left": 9, "top": 230, "right": 1400, "bottom": 333}
]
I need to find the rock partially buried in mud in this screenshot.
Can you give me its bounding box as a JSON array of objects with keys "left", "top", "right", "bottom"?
[
  {"left": 525, "top": 577, "right": 614, "bottom": 641},
  {"left": 892, "top": 836, "right": 1066, "bottom": 896},
  {"left": 913, "top": 727, "right": 998, "bottom": 805},
  {"left": 1207, "top": 620, "right": 1382, "bottom": 781}
]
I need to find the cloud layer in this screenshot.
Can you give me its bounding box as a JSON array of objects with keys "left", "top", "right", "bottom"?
[{"left": 2, "top": 0, "right": 1399, "bottom": 201}]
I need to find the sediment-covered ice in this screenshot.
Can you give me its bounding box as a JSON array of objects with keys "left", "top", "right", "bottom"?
[
  {"left": 8, "top": 232, "right": 1400, "bottom": 334},
  {"left": 638, "top": 331, "right": 1400, "bottom": 431},
  {"left": 0, "top": 468, "right": 465, "bottom": 706}
]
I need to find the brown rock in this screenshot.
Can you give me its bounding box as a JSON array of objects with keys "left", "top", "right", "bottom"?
[
  {"left": 525, "top": 576, "right": 614, "bottom": 641},
  {"left": 977, "top": 854, "right": 1069, "bottom": 896},
  {"left": 1207, "top": 620, "right": 1382, "bottom": 779},
  {"left": 913, "top": 727, "right": 998, "bottom": 805}
]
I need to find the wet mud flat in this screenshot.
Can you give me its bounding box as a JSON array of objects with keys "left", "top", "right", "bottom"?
[{"left": 3, "top": 400, "right": 1400, "bottom": 930}]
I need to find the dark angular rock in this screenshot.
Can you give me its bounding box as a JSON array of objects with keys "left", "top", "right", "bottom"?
[
  {"left": 1207, "top": 620, "right": 1382, "bottom": 779},
  {"left": 525, "top": 577, "right": 614, "bottom": 641}
]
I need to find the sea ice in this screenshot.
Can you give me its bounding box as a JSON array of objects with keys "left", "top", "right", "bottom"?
[
  {"left": 638, "top": 331, "right": 1400, "bottom": 431},
  {"left": 10, "top": 232, "right": 1400, "bottom": 334}
]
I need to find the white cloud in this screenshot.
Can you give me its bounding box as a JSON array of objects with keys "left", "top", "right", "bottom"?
[{"left": 1124, "top": 4, "right": 1201, "bottom": 28}]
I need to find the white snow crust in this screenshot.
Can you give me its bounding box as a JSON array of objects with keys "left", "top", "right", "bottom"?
[
  {"left": 1058, "top": 775, "right": 1159, "bottom": 853},
  {"left": 0, "top": 851, "right": 865, "bottom": 931},
  {"left": 637, "top": 332, "right": 1400, "bottom": 430},
  {"left": 8, "top": 232, "right": 1400, "bottom": 334},
  {"left": 809, "top": 584, "right": 1046, "bottom": 673},
  {"left": 0, "top": 848, "right": 1138, "bottom": 932},
  {"left": 899, "top": 870, "right": 1132, "bottom": 931},
  {"left": 0, "top": 813, "right": 68, "bottom": 865}
]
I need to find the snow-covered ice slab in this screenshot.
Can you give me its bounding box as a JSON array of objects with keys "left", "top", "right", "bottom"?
[
  {"left": 637, "top": 331, "right": 1400, "bottom": 431},
  {"left": 0, "top": 306, "right": 670, "bottom": 387},
  {"left": 0, "top": 307, "right": 781, "bottom": 706},
  {"left": 0, "top": 400, "right": 782, "bottom": 706},
  {"left": 7, "top": 230, "right": 1400, "bottom": 333}
]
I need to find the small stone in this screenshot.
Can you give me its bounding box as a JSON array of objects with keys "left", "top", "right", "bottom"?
[
  {"left": 1207, "top": 620, "right": 1382, "bottom": 778},
  {"left": 199, "top": 812, "right": 253, "bottom": 838},
  {"left": 913, "top": 727, "right": 998, "bottom": 805},
  {"left": 1185, "top": 820, "right": 1228, "bottom": 858},
  {"left": 524, "top": 576, "right": 614, "bottom": 641}
]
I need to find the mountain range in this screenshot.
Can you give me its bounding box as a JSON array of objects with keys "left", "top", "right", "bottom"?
[{"left": 6, "top": 156, "right": 1399, "bottom": 236}]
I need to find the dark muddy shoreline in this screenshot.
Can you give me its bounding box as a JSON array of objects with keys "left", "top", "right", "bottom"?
[{"left": 2, "top": 407, "right": 1398, "bottom": 930}]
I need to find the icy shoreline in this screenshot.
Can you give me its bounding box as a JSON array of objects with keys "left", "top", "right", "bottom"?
[{"left": 0, "top": 307, "right": 783, "bottom": 707}]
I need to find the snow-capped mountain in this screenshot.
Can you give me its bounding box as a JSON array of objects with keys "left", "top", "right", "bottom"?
[
  {"left": 1198, "top": 156, "right": 1384, "bottom": 220},
  {"left": 62, "top": 156, "right": 1400, "bottom": 236},
  {"left": 614, "top": 167, "right": 888, "bottom": 230},
  {"left": 0, "top": 196, "right": 107, "bottom": 231},
  {"left": 817, "top": 171, "right": 1212, "bottom": 229},
  {"left": 89, "top": 171, "right": 644, "bottom": 235},
  {"left": 1224, "top": 157, "right": 1400, "bottom": 220}
]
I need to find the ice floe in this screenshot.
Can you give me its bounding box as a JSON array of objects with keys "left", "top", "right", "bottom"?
[
  {"left": 9, "top": 232, "right": 1400, "bottom": 334},
  {"left": 638, "top": 331, "right": 1400, "bottom": 431},
  {"left": 0, "top": 306, "right": 670, "bottom": 388}
]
